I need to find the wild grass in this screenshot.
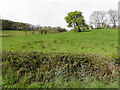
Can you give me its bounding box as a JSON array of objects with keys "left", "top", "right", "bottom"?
[
  {"left": 1, "top": 29, "right": 119, "bottom": 88},
  {"left": 2, "top": 29, "right": 118, "bottom": 57},
  {"left": 2, "top": 75, "right": 118, "bottom": 88}
]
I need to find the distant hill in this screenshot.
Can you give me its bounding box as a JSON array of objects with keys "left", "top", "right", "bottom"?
[
  {"left": 0, "top": 19, "right": 34, "bottom": 30},
  {"left": 0, "top": 19, "right": 67, "bottom": 33}
]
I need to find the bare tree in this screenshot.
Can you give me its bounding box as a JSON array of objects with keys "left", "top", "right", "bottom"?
[
  {"left": 89, "top": 11, "right": 108, "bottom": 29},
  {"left": 108, "top": 9, "right": 118, "bottom": 28},
  {"left": 99, "top": 11, "right": 108, "bottom": 29},
  {"left": 89, "top": 11, "right": 99, "bottom": 29}
]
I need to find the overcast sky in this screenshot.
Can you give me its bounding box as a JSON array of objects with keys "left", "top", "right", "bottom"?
[{"left": 0, "top": 0, "right": 119, "bottom": 29}]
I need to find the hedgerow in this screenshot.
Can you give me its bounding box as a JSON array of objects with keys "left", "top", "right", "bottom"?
[{"left": 2, "top": 51, "right": 119, "bottom": 88}]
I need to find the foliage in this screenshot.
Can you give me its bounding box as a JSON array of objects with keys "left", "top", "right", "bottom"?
[
  {"left": 65, "top": 11, "right": 88, "bottom": 32},
  {"left": 1, "top": 19, "right": 34, "bottom": 31},
  {"left": 2, "top": 51, "right": 119, "bottom": 88},
  {"left": 37, "top": 26, "right": 66, "bottom": 34},
  {"left": 1, "top": 19, "right": 13, "bottom": 30},
  {"left": 1, "top": 19, "right": 67, "bottom": 34}
]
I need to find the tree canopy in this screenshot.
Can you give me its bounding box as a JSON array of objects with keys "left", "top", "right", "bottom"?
[
  {"left": 1, "top": 19, "right": 67, "bottom": 34},
  {"left": 65, "top": 11, "right": 88, "bottom": 32}
]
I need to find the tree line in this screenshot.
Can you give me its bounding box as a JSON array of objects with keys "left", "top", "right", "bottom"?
[
  {"left": 36, "top": 25, "right": 66, "bottom": 34},
  {"left": 65, "top": 9, "right": 118, "bottom": 32},
  {"left": 1, "top": 19, "right": 34, "bottom": 30},
  {"left": 1, "top": 9, "right": 118, "bottom": 33},
  {"left": 89, "top": 9, "right": 118, "bottom": 29},
  {"left": 0, "top": 19, "right": 66, "bottom": 34}
]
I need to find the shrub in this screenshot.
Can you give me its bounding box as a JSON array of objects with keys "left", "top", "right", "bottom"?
[{"left": 2, "top": 51, "right": 119, "bottom": 88}]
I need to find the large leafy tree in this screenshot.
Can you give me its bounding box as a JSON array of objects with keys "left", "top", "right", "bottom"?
[{"left": 65, "top": 11, "right": 88, "bottom": 32}]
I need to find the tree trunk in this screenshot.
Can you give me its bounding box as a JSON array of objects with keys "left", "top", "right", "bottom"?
[
  {"left": 75, "top": 22, "right": 81, "bottom": 32},
  {"left": 78, "top": 27, "right": 81, "bottom": 32},
  {"left": 113, "top": 23, "right": 116, "bottom": 29}
]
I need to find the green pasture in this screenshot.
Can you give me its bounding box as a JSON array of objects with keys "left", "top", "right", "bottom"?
[{"left": 2, "top": 29, "right": 118, "bottom": 57}]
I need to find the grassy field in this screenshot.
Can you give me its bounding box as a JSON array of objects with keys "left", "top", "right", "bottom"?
[
  {"left": 1, "top": 29, "right": 119, "bottom": 88},
  {"left": 2, "top": 29, "right": 118, "bottom": 57}
]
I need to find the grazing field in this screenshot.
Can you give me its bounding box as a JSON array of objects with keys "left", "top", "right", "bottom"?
[
  {"left": 2, "top": 29, "right": 118, "bottom": 57},
  {"left": 1, "top": 29, "right": 119, "bottom": 88}
]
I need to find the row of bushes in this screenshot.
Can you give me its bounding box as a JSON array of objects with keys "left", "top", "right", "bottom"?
[
  {"left": 36, "top": 26, "right": 66, "bottom": 34},
  {"left": 2, "top": 51, "right": 119, "bottom": 88}
]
